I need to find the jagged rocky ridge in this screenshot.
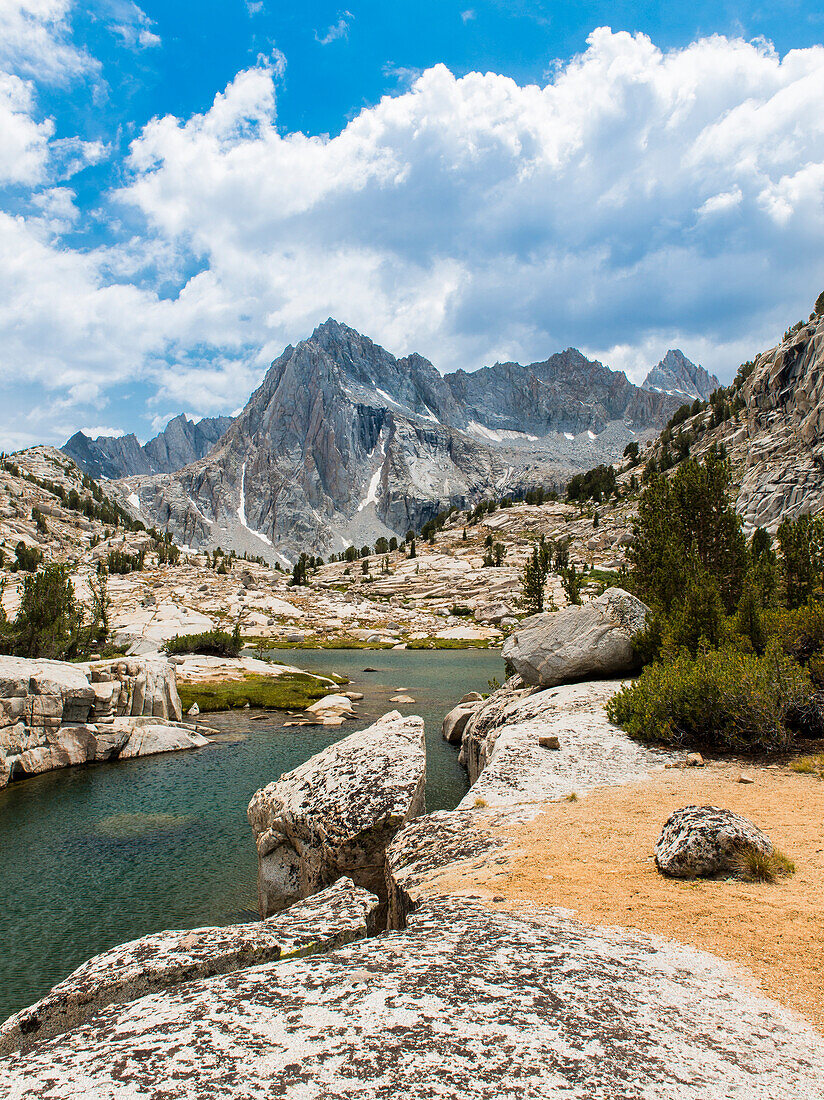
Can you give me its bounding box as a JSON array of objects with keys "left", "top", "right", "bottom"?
[
  {"left": 62, "top": 414, "right": 234, "bottom": 480},
  {"left": 642, "top": 349, "right": 720, "bottom": 401},
  {"left": 644, "top": 308, "right": 824, "bottom": 532},
  {"left": 115, "top": 320, "right": 679, "bottom": 562},
  {"left": 734, "top": 312, "right": 824, "bottom": 530}
]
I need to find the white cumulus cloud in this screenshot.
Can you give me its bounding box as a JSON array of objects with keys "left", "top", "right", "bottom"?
[
  {"left": 1, "top": 28, "right": 824, "bottom": 448},
  {"left": 0, "top": 0, "right": 98, "bottom": 83}
]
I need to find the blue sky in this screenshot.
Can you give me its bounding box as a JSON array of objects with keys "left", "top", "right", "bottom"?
[{"left": 1, "top": 1, "right": 823, "bottom": 447}]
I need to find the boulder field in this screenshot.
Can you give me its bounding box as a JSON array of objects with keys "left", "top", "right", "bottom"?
[
  {"left": 0, "top": 654, "right": 206, "bottom": 787},
  {"left": 2, "top": 602, "right": 823, "bottom": 1096}
]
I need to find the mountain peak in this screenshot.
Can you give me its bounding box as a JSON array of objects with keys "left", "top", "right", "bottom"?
[{"left": 642, "top": 350, "right": 720, "bottom": 401}]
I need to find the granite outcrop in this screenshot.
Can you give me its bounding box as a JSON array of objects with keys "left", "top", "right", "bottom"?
[
  {"left": 247, "top": 710, "right": 426, "bottom": 917},
  {"left": 0, "top": 654, "right": 201, "bottom": 787}
]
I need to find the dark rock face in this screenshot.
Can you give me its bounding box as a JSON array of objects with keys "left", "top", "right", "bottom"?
[
  {"left": 115, "top": 320, "right": 679, "bottom": 561},
  {"left": 642, "top": 349, "right": 721, "bottom": 401},
  {"left": 4, "top": 896, "right": 823, "bottom": 1098},
  {"left": 654, "top": 805, "right": 773, "bottom": 879},
  {"left": 61, "top": 414, "right": 233, "bottom": 480}
]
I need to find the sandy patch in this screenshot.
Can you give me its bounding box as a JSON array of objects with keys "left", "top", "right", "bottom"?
[{"left": 438, "top": 761, "right": 824, "bottom": 1029}]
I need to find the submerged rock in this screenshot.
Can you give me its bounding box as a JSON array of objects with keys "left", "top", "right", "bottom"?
[
  {"left": 248, "top": 710, "right": 426, "bottom": 916},
  {"left": 0, "top": 878, "right": 378, "bottom": 1058},
  {"left": 4, "top": 897, "right": 823, "bottom": 1098},
  {"left": 655, "top": 805, "right": 774, "bottom": 880},
  {"left": 501, "top": 587, "right": 649, "bottom": 687}
]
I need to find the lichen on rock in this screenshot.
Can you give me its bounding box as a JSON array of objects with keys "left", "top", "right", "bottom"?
[
  {"left": 655, "top": 804, "right": 774, "bottom": 879},
  {"left": 248, "top": 709, "right": 426, "bottom": 917},
  {"left": 0, "top": 877, "right": 379, "bottom": 1058}
]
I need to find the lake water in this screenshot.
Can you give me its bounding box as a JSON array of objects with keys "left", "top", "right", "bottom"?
[{"left": 0, "top": 648, "right": 502, "bottom": 1021}]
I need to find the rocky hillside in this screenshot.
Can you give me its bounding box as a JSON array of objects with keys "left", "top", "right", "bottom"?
[
  {"left": 62, "top": 414, "right": 234, "bottom": 480},
  {"left": 639, "top": 303, "right": 824, "bottom": 532},
  {"left": 642, "top": 349, "right": 720, "bottom": 401},
  {"left": 117, "top": 320, "right": 678, "bottom": 562}
]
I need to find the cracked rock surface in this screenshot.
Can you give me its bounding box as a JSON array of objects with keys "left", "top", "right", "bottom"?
[
  {"left": 0, "top": 878, "right": 379, "bottom": 1058},
  {"left": 459, "top": 679, "right": 674, "bottom": 808},
  {"left": 248, "top": 710, "right": 426, "bottom": 916},
  {"left": 2, "top": 896, "right": 823, "bottom": 1099}
]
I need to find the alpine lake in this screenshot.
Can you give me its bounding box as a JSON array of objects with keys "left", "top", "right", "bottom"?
[{"left": 0, "top": 647, "right": 503, "bottom": 1020}]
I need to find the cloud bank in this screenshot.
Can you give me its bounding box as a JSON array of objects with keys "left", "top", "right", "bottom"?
[{"left": 1, "top": 23, "right": 824, "bottom": 446}]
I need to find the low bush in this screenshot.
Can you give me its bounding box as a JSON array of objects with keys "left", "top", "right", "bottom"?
[
  {"left": 165, "top": 626, "right": 242, "bottom": 658},
  {"left": 107, "top": 548, "right": 144, "bottom": 575},
  {"left": 606, "top": 647, "right": 813, "bottom": 752},
  {"left": 789, "top": 753, "right": 824, "bottom": 778}
]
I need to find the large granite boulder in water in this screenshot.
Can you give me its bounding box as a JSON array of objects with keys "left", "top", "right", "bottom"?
[
  {"left": 0, "top": 878, "right": 378, "bottom": 1058},
  {"left": 502, "top": 587, "right": 649, "bottom": 687},
  {"left": 655, "top": 805, "right": 774, "bottom": 879},
  {"left": 248, "top": 710, "right": 426, "bottom": 917},
  {"left": 441, "top": 698, "right": 483, "bottom": 744}
]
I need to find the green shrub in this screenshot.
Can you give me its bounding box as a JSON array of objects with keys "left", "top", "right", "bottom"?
[
  {"left": 606, "top": 647, "right": 812, "bottom": 752},
  {"left": 165, "top": 626, "right": 242, "bottom": 658},
  {"left": 763, "top": 601, "right": 824, "bottom": 684},
  {"left": 107, "top": 548, "right": 144, "bottom": 574},
  {"left": 6, "top": 564, "right": 81, "bottom": 659},
  {"left": 13, "top": 541, "right": 42, "bottom": 572}
]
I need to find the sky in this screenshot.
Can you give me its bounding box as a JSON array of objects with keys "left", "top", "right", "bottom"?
[{"left": 1, "top": 1, "right": 823, "bottom": 448}]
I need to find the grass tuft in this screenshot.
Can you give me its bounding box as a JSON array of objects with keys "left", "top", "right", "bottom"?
[
  {"left": 733, "top": 846, "right": 796, "bottom": 883},
  {"left": 790, "top": 753, "right": 824, "bottom": 778}
]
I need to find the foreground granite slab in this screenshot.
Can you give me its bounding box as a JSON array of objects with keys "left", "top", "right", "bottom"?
[
  {"left": 0, "top": 878, "right": 379, "bottom": 1059},
  {"left": 2, "top": 897, "right": 822, "bottom": 1099}
]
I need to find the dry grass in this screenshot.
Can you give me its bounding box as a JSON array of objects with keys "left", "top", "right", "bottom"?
[
  {"left": 790, "top": 753, "right": 824, "bottom": 778},
  {"left": 733, "top": 845, "right": 796, "bottom": 883},
  {"left": 433, "top": 761, "right": 824, "bottom": 1029}
]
